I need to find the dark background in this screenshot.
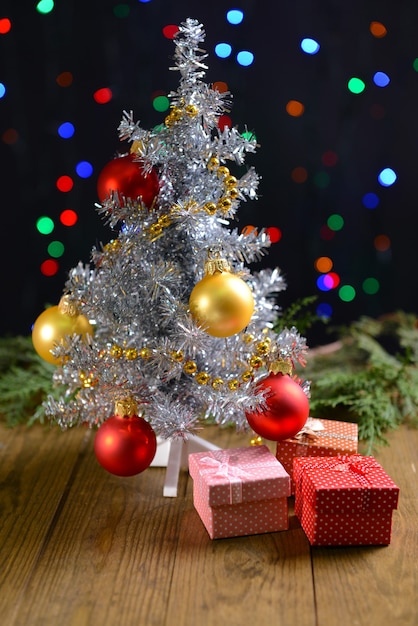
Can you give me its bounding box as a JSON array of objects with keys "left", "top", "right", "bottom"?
[{"left": 1, "top": 0, "right": 418, "bottom": 346}]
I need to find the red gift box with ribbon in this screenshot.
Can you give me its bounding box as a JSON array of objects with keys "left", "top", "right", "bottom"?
[
  {"left": 293, "top": 454, "right": 400, "bottom": 546},
  {"left": 188, "top": 446, "right": 291, "bottom": 539},
  {"left": 276, "top": 417, "right": 358, "bottom": 494}
]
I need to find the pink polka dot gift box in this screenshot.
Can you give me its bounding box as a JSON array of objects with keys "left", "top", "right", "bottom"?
[
  {"left": 276, "top": 417, "right": 358, "bottom": 495},
  {"left": 293, "top": 454, "right": 400, "bottom": 546},
  {"left": 189, "top": 446, "right": 291, "bottom": 539}
]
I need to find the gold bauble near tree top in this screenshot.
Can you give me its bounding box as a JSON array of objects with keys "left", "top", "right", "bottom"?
[
  {"left": 32, "top": 295, "right": 93, "bottom": 365},
  {"left": 189, "top": 250, "right": 255, "bottom": 338}
]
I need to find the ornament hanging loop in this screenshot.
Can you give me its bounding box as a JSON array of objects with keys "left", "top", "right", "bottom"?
[{"left": 204, "top": 249, "right": 230, "bottom": 275}]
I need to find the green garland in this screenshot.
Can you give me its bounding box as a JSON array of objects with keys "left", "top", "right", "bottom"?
[{"left": 1, "top": 311, "right": 417, "bottom": 452}]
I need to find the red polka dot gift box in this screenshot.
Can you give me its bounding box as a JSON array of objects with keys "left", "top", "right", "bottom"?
[
  {"left": 276, "top": 417, "right": 358, "bottom": 494},
  {"left": 189, "top": 446, "right": 291, "bottom": 540},
  {"left": 293, "top": 454, "right": 400, "bottom": 546}
]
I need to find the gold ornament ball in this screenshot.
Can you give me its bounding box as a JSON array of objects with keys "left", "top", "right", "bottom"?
[
  {"left": 189, "top": 272, "right": 254, "bottom": 337},
  {"left": 32, "top": 305, "right": 93, "bottom": 365}
]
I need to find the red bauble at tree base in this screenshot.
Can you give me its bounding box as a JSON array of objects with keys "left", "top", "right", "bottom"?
[
  {"left": 97, "top": 154, "right": 160, "bottom": 208},
  {"left": 245, "top": 373, "right": 310, "bottom": 441},
  {"left": 94, "top": 401, "right": 157, "bottom": 476}
]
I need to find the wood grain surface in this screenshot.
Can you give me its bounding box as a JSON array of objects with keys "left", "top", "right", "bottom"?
[{"left": 0, "top": 421, "right": 416, "bottom": 626}]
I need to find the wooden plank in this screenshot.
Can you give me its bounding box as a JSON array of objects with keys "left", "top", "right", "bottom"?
[
  {"left": 9, "top": 430, "right": 189, "bottom": 626},
  {"left": 312, "top": 425, "right": 418, "bottom": 626},
  {"left": 0, "top": 423, "right": 90, "bottom": 623},
  {"left": 167, "top": 427, "right": 316, "bottom": 626}
]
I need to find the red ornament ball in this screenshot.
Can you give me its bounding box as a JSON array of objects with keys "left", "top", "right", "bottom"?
[
  {"left": 97, "top": 154, "right": 159, "bottom": 207},
  {"left": 94, "top": 413, "right": 157, "bottom": 476},
  {"left": 245, "top": 373, "right": 309, "bottom": 441}
]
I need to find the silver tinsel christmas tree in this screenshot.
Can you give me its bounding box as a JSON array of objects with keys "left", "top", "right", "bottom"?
[{"left": 39, "top": 18, "right": 309, "bottom": 451}]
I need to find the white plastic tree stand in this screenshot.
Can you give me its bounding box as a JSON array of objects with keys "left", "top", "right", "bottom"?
[{"left": 150, "top": 435, "right": 221, "bottom": 497}]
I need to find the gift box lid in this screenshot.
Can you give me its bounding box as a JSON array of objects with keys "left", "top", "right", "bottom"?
[
  {"left": 189, "top": 445, "right": 291, "bottom": 507},
  {"left": 294, "top": 454, "right": 399, "bottom": 514},
  {"left": 279, "top": 417, "right": 358, "bottom": 453}
]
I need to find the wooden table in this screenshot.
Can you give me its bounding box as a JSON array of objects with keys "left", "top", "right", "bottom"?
[{"left": 0, "top": 420, "right": 416, "bottom": 626}]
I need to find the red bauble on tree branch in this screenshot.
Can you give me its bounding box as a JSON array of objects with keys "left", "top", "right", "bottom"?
[
  {"left": 97, "top": 154, "right": 160, "bottom": 207},
  {"left": 245, "top": 372, "right": 309, "bottom": 441},
  {"left": 94, "top": 398, "right": 157, "bottom": 476}
]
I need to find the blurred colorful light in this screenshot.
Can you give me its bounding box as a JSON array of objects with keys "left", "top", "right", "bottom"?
[
  {"left": 362, "top": 192, "right": 379, "bottom": 208},
  {"left": 58, "top": 122, "right": 75, "bottom": 139},
  {"left": 47, "top": 241, "right": 65, "bottom": 258},
  {"left": 36, "top": 0, "right": 54, "bottom": 14},
  {"left": 370, "top": 22, "right": 387, "bottom": 38},
  {"left": 378, "top": 167, "right": 397, "bottom": 186},
  {"left": 362, "top": 277, "right": 380, "bottom": 294},
  {"left": 40, "top": 259, "right": 59, "bottom": 276},
  {"left": 339, "top": 285, "right": 356, "bottom": 302},
  {"left": 300, "top": 38, "right": 320, "bottom": 54},
  {"left": 76, "top": 161, "right": 93, "bottom": 178},
  {"left": 60, "top": 209, "right": 78, "bottom": 226},
  {"left": 266, "top": 226, "right": 282, "bottom": 243},
  {"left": 162, "top": 24, "right": 179, "bottom": 39},
  {"left": 327, "top": 214, "right": 344, "bottom": 231},
  {"left": 348, "top": 77, "right": 366, "bottom": 94},
  {"left": 227, "top": 10, "right": 244, "bottom": 25},
  {"left": 0, "top": 18, "right": 12, "bottom": 34},
  {"left": 286, "top": 100, "right": 304, "bottom": 117},
  {"left": 93, "top": 88, "right": 112, "bottom": 104},
  {"left": 373, "top": 71, "right": 390, "bottom": 87},
  {"left": 316, "top": 302, "right": 333, "bottom": 318},
  {"left": 236, "top": 51, "right": 254, "bottom": 66},
  {"left": 56, "top": 175, "right": 74, "bottom": 192},
  {"left": 215, "top": 43, "right": 232, "bottom": 58},
  {"left": 315, "top": 256, "right": 333, "bottom": 273},
  {"left": 153, "top": 95, "right": 170, "bottom": 112},
  {"left": 36, "top": 216, "right": 54, "bottom": 235}
]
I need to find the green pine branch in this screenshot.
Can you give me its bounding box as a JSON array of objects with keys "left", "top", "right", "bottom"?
[
  {"left": 299, "top": 312, "right": 418, "bottom": 453},
  {"left": 0, "top": 336, "right": 55, "bottom": 427}
]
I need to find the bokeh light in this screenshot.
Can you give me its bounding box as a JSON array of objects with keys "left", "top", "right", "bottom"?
[
  {"left": 286, "top": 100, "right": 304, "bottom": 117},
  {"left": 370, "top": 21, "right": 387, "bottom": 38},
  {"left": 56, "top": 71, "right": 73, "bottom": 87},
  {"left": 266, "top": 226, "right": 282, "bottom": 243},
  {"left": 213, "top": 81, "right": 228, "bottom": 93},
  {"left": 36, "top": 0, "right": 54, "bottom": 15},
  {"left": 58, "top": 122, "right": 75, "bottom": 139},
  {"left": 40, "top": 259, "right": 59, "bottom": 276},
  {"left": 348, "top": 77, "right": 366, "bottom": 94},
  {"left": 362, "top": 277, "right": 380, "bottom": 294},
  {"left": 321, "top": 150, "right": 338, "bottom": 166},
  {"left": 76, "top": 161, "right": 93, "bottom": 178},
  {"left": 316, "top": 302, "right": 333, "bottom": 318},
  {"left": 236, "top": 51, "right": 254, "bottom": 66},
  {"left": 0, "top": 18, "right": 12, "bottom": 34},
  {"left": 291, "top": 166, "right": 308, "bottom": 183},
  {"left": 362, "top": 192, "right": 379, "bottom": 209},
  {"left": 339, "top": 285, "right": 356, "bottom": 302},
  {"left": 215, "top": 43, "right": 232, "bottom": 58},
  {"left": 113, "top": 3, "right": 130, "bottom": 18},
  {"left": 60, "top": 209, "right": 78, "bottom": 226},
  {"left": 56, "top": 175, "right": 74, "bottom": 192},
  {"left": 378, "top": 167, "right": 397, "bottom": 186},
  {"left": 314, "top": 256, "right": 333, "bottom": 273},
  {"left": 153, "top": 94, "right": 170, "bottom": 112},
  {"left": 2, "top": 128, "right": 18, "bottom": 144},
  {"left": 47, "top": 240, "right": 65, "bottom": 258},
  {"left": 218, "top": 115, "right": 232, "bottom": 130},
  {"left": 374, "top": 234, "right": 391, "bottom": 251},
  {"left": 373, "top": 71, "right": 390, "bottom": 87},
  {"left": 162, "top": 24, "right": 179, "bottom": 39},
  {"left": 36, "top": 216, "right": 54, "bottom": 235},
  {"left": 313, "top": 171, "right": 330, "bottom": 188},
  {"left": 0, "top": 83, "right": 6, "bottom": 99},
  {"left": 320, "top": 225, "right": 335, "bottom": 240},
  {"left": 93, "top": 88, "right": 113, "bottom": 104},
  {"left": 300, "top": 38, "right": 320, "bottom": 54},
  {"left": 327, "top": 214, "right": 344, "bottom": 231},
  {"left": 227, "top": 9, "right": 244, "bottom": 25}
]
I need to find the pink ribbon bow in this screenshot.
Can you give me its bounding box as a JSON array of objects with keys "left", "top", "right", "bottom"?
[{"left": 199, "top": 452, "right": 253, "bottom": 504}]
